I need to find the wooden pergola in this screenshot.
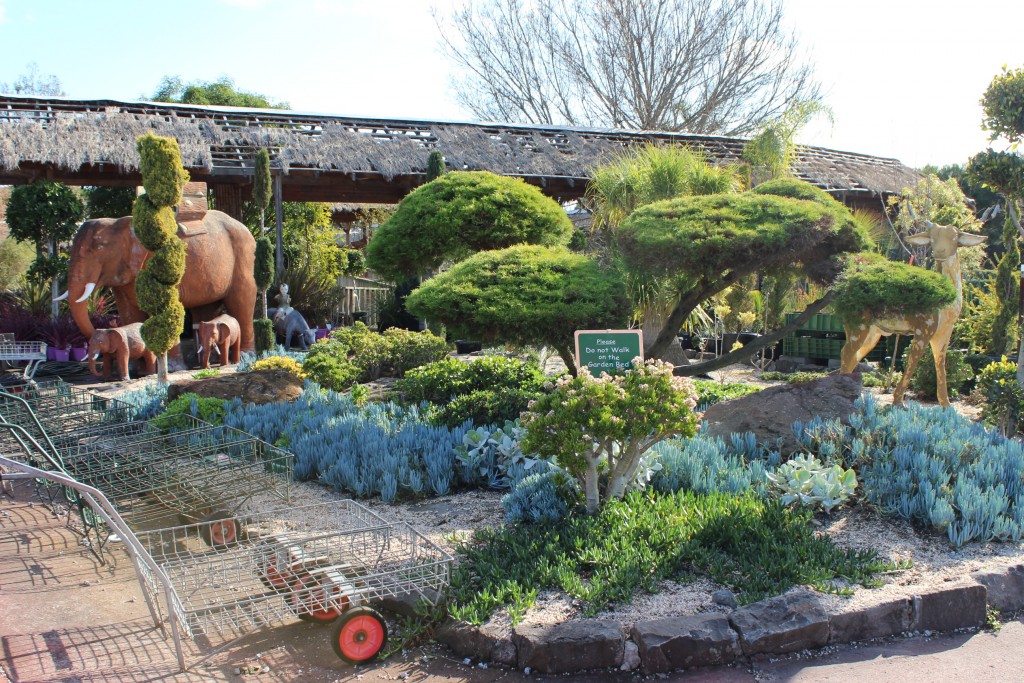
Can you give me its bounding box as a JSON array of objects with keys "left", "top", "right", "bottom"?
[{"left": 0, "top": 95, "right": 921, "bottom": 218}]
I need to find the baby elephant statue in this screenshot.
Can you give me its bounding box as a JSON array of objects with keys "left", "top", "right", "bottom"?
[
  {"left": 198, "top": 314, "right": 242, "bottom": 369},
  {"left": 88, "top": 322, "right": 156, "bottom": 379},
  {"left": 272, "top": 307, "right": 316, "bottom": 350}
]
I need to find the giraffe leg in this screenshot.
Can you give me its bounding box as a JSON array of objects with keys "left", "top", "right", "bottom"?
[
  {"left": 841, "top": 324, "right": 882, "bottom": 373},
  {"left": 932, "top": 340, "right": 950, "bottom": 407},
  {"left": 894, "top": 337, "right": 929, "bottom": 405}
]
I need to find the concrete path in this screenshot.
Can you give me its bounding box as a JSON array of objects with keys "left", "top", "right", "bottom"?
[{"left": 2, "top": 480, "right": 1023, "bottom": 683}]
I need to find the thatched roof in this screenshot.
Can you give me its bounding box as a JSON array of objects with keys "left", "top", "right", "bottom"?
[{"left": 0, "top": 95, "right": 920, "bottom": 204}]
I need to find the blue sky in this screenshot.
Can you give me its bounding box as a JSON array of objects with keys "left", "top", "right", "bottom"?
[{"left": 1, "top": 0, "right": 1022, "bottom": 169}]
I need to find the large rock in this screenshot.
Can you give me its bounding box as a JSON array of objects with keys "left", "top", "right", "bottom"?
[
  {"left": 911, "top": 584, "right": 987, "bottom": 632},
  {"left": 435, "top": 620, "right": 514, "bottom": 664},
  {"left": 703, "top": 372, "right": 862, "bottom": 453},
  {"left": 514, "top": 620, "right": 624, "bottom": 673},
  {"left": 828, "top": 598, "right": 912, "bottom": 644},
  {"left": 729, "top": 589, "right": 829, "bottom": 656},
  {"left": 972, "top": 565, "right": 1024, "bottom": 612},
  {"left": 167, "top": 369, "right": 303, "bottom": 406},
  {"left": 632, "top": 614, "right": 740, "bottom": 674}
]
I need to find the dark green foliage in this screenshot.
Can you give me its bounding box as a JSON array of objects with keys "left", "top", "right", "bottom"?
[
  {"left": 990, "top": 215, "right": 1020, "bottom": 355},
  {"left": 254, "top": 237, "right": 274, "bottom": 291},
  {"left": 136, "top": 134, "right": 189, "bottom": 207},
  {"left": 397, "top": 356, "right": 548, "bottom": 427},
  {"left": 151, "top": 76, "right": 288, "bottom": 109},
  {"left": 253, "top": 148, "right": 272, "bottom": 223},
  {"left": 426, "top": 150, "right": 447, "bottom": 181},
  {"left": 365, "top": 171, "right": 574, "bottom": 280},
  {"left": 300, "top": 352, "right": 362, "bottom": 392},
  {"left": 5, "top": 181, "right": 84, "bottom": 247},
  {"left": 337, "top": 248, "right": 366, "bottom": 277},
  {"left": 84, "top": 186, "right": 136, "bottom": 219},
  {"left": 980, "top": 66, "right": 1024, "bottom": 144},
  {"left": 374, "top": 279, "right": 421, "bottom": 332},
  {"left": 968, "top": 149, "right": 1024, "bottom": 198},
  {"left": 617, "top": 181, "right": 868, "bottom": 285},
  {"left": 831, "top": 253, "right": 957, "bottom": 323},
  {"left": 405, "top": 245, "right": 628, "bottom": 364},
  {"left": 6, "top": 181, "right": 84, "bottom": 286},
  {"left": 448, "top": 490, "right": 895, "bottom": 624},
  {"left": 151, "top": 393, "right": 228, "bottom": 431},
  {"left": 903, "top": 346, "right": 974, "bottom": 400},
  {"left": 254, "top": 318, "right": 275, "bottom": 354},
  {"left": 383, "top": 327, "right": 451, "bottom": 376},
  {"left": 145, "top": 239, "right": 186, "bottom": 285}
]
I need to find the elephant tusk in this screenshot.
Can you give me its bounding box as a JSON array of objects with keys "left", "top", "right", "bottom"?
[
  {"left": 53, "top": 290, "right": 69, "bottom": 302},
  {"left": 197, "top": 345, "right": 203, "bottom": 354},
  {"left": 213, "top": 346, "right": 221, "bottom": 356},
  {"left": 75, "top": 282, "right": 97, "bottom": 303},
  {"left": 93, "top": 353, "right": 101, "bottom": 360}
]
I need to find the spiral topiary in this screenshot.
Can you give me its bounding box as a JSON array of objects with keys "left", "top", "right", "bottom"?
[{"left": 133, "top": 134, "right": 189, "bottom": 365}]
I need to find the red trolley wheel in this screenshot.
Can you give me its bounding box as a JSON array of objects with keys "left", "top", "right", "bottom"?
[
  {"left": 290, "top": 573, "right": 348, "bottom": 623},
  {"left": 198, "top": 510, "right": 240, "bottom": 548},
  {"left": 331, "top": 607, "right": 388, "bottom": 664}
]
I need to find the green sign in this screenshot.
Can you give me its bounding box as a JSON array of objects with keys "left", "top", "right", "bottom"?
[{"left": 574, "top": 329, "right": 644, "bottom": 374}]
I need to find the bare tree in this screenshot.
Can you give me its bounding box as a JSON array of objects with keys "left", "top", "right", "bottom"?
[
  {"left": 437, "top": 0, "right": 820, "bottom": 135},
  {"left": 0, "top": 63, "right": 64, "bottom": 97}
]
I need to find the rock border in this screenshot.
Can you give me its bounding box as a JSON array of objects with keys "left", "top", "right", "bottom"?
[{"left": 435, "top": 565, "right": 1022, "bottom": 675}]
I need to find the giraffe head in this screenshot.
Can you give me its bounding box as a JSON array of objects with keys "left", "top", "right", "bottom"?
[{"left": 905, "top": 221, "right": 987, "bottom": 261}]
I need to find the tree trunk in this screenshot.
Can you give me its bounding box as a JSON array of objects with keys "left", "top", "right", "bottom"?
[
  {"left": 556, "top": 344, "right": 578, "bottom": 377},
  {"left": 157, "top": 353, "right": 169, "bottom": 385},
  {"left": 49, "top": 240, "right": 59, "bottom": 320},
  {"left": 642, "top": 311, "right": 689, "bottom": 366},
  {"left": 584, "top": 456, "right": 601, "bottom": 514}
]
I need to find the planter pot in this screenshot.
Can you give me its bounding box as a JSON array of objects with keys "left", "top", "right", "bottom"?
[
  {"left": 455, "top": 340, "right": 482, "bottom": 354},
  {"left": 46, "top": 346, "right": 58, "bottom": 361},
  {"left": 315, "top": 328, "right": 330, "bottom": 341},
  {"left": 52, "top": 349, "right": 70, "bottom": 362},
  {"left": 70, "top": 346, "right": 89, "bottom": 362}
]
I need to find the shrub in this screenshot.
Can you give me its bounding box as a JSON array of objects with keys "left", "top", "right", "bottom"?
[
  {"left": 250, "top": 355, "right": 307, "bottom": 379},
  {"left": 455, "top": 420, "right": 549, "bottom": 489},
  {"left": 254, "top": 318, "right": 275, "bottom": 355},
  {"left": 766, "top": 454, "right": 857, "bottom": 513},
  {"left": 193, "top": 368, "right": 220, "bottom": 379},
  {"left": 522, "top": 359, "right": 699, "bottom": 513},
  {"left": 300, "top": 351, "right": 362, "bottom": 392},
  {"left": 692, "top": 380, "right": 761, "bottom": 410},
  {"left": 151, "top": 393, "right": 228, "bottom": 431},
  {"left": 365, "top": 171, "right": 573, "bottom": 281},
  {"left": 903, "top": 346, "right": 973, "bottom": 400},
  {"left": 978, "top": 356, "right": 1024, "bottom": 436},
  {"left": 381, "top": 327, "right": 449, "bottom": 377},
  {"left": 396, "top": 356, "right": 547, "bottom": 427},
  {"left": 760, "top": 370, "right": 829, "bottom": 383},
  {"left": 113, "top": 383, "right": 168, "bottom": 420}
]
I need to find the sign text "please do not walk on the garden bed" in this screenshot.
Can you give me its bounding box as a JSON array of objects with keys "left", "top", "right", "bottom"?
[{"left": 574, "top": 329, "right": 644, "bottom": 374}]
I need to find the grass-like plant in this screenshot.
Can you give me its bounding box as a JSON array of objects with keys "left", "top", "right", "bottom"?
[{"left": 448, "top": 489, "right": 899, "bottom": 625}]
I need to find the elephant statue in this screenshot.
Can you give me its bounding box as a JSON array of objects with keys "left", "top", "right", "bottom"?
[
  {"left": 271, "top": 307, "right": 316, "bottom": 350},
  {"left": 197, "top": 314, "right": 241, "bottom": 369},
  {"left": 88, "top": 322, "right": 156, "bottom": 379},
  {"left": 58, "top": 210, "right": 257, "bottom": 353}
]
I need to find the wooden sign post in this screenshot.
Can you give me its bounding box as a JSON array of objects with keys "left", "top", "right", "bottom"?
[{"left": 574, "top": 329, "right": 644, "bottom": 374}]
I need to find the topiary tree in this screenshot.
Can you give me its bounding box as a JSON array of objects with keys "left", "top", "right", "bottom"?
[
  {"left": 405, "top": 245, "right": 628, "bottom": 374},
  {"left": 254, "top": 237, "right": 275, "bottom": 353},
  {"left": 5, "top": 180, "right": 84, "bottom": 317},
  {"left": 133, "top": 134, "right": 189, "bottom": 383},
  {"left": 831, "top": 252, "right": 957, "bottom": 322},
  {"left": 365, "top": 171, "right": 574, "bottom": 282},
  {"left": 426, "top": 150, "right": 447, "bottom": 181},
  {"left": 616, "top": 178, "right": 870, "bottom": 372}
]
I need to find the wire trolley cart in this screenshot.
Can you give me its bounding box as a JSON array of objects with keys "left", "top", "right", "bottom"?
[{"left": 2, "top": 439, "right": 452, "bottom": 667}]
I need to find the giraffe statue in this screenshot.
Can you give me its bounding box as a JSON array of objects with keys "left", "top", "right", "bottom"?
[{"left": 839, "top": 220, "right": 986, "bottom": 407}]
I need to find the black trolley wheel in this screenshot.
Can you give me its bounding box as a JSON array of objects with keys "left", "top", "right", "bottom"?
[{"left": 331, "top": 607, "right": 388, "bottom": 664}]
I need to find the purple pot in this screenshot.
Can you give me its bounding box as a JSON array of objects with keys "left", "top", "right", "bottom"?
[
  {"left": 52, "top": 349, "right": 70, "bottom": 362},
  {"left": 315, "top": 328, "right": 329, "bottom": 341},
  {"left": 70, "top": 346, "right": 89, "bottom": 362}
]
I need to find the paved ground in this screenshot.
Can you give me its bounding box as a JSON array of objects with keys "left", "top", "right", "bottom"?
[{"left": 3, "top": 480, "right": 1024, "bottom": 683}]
